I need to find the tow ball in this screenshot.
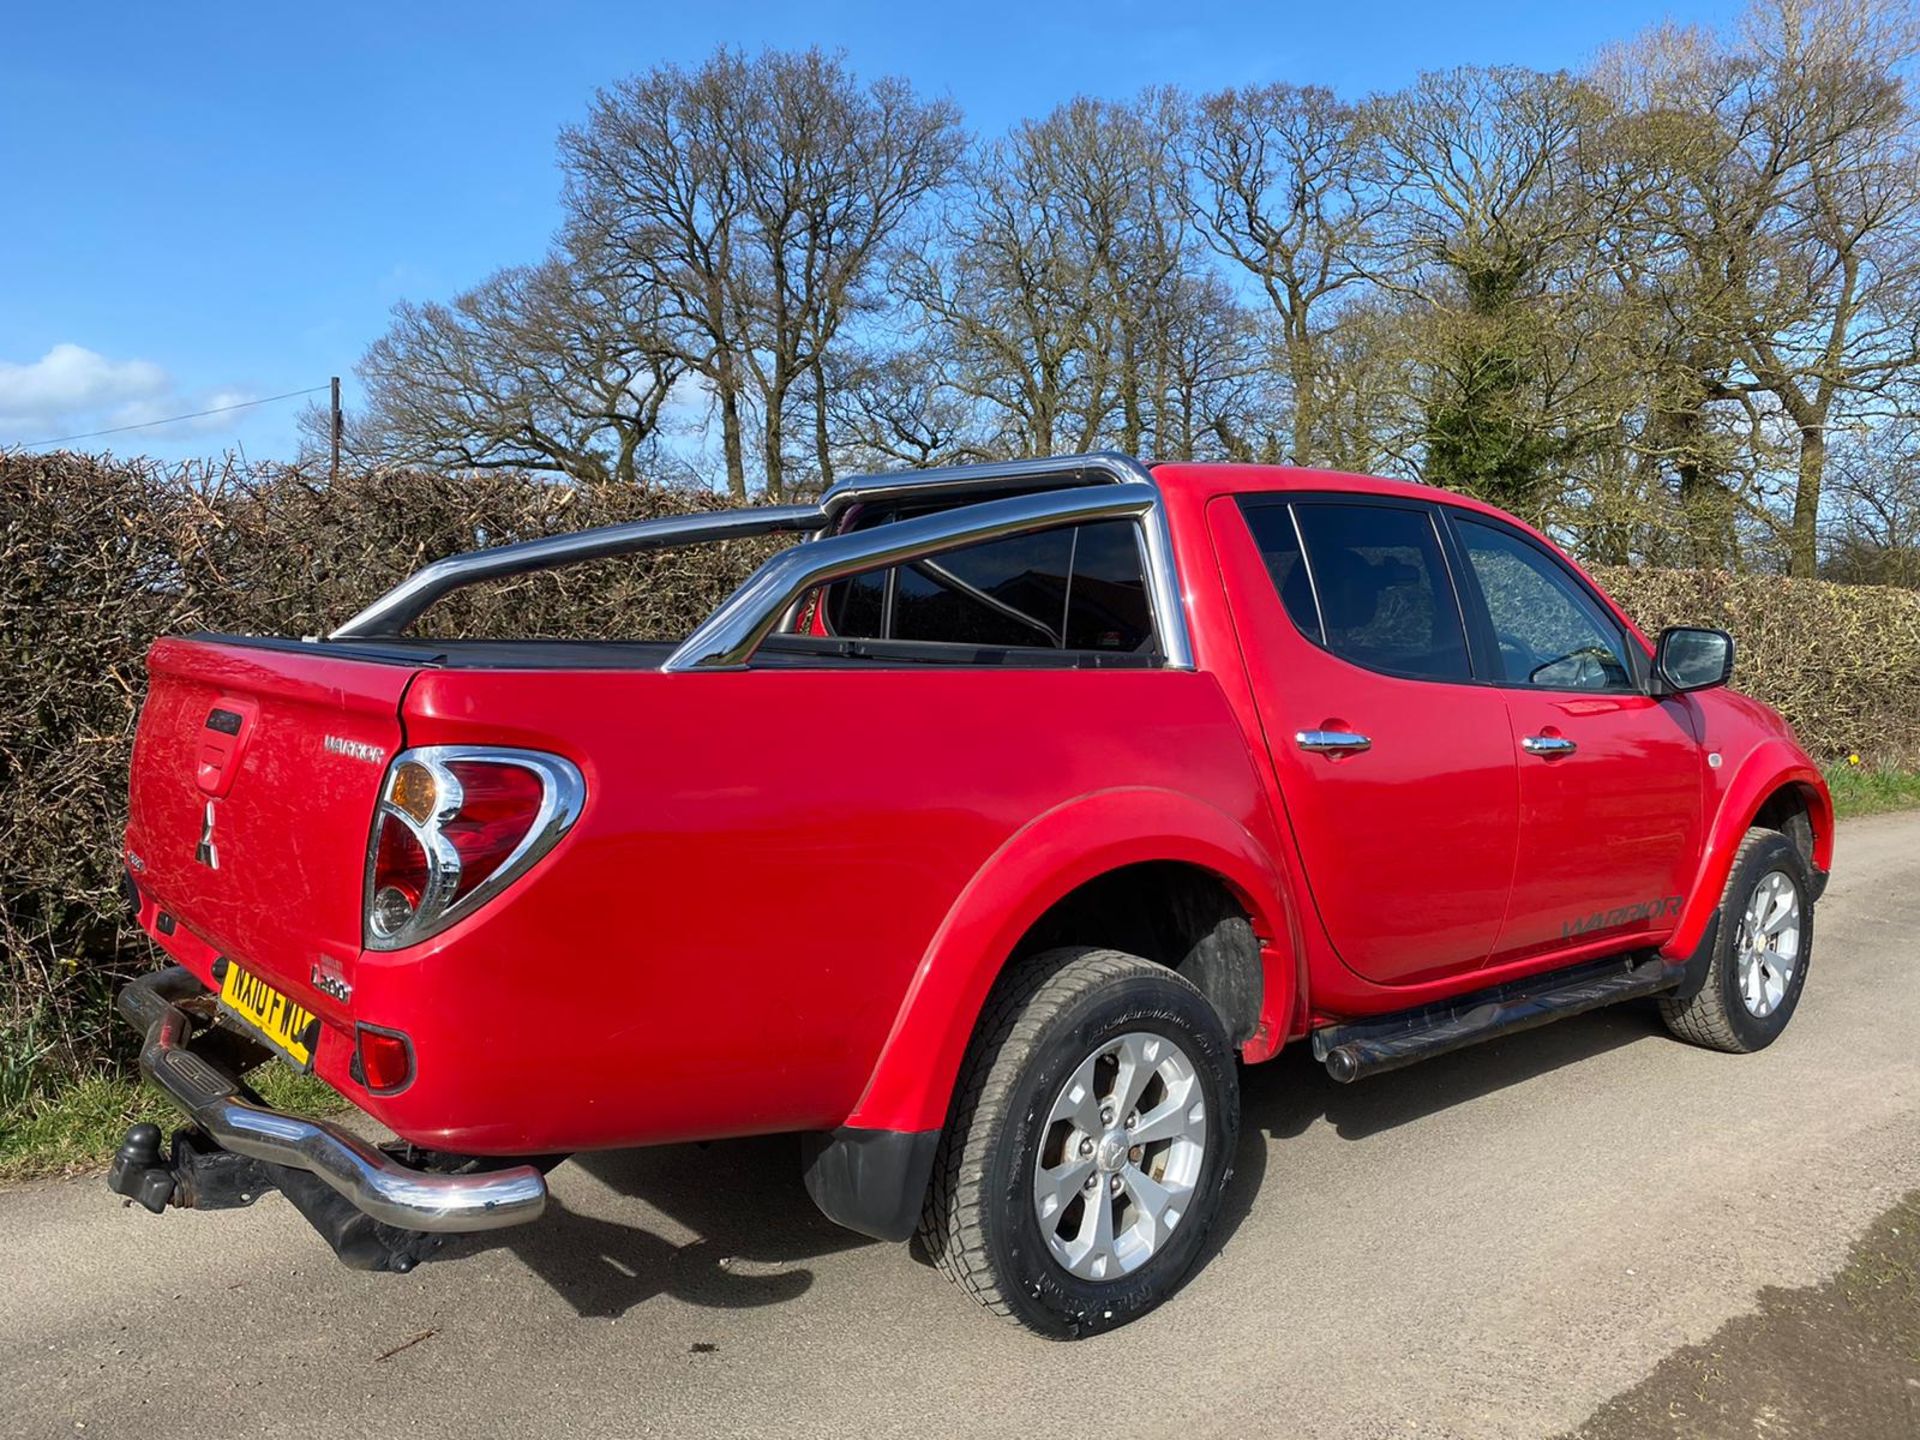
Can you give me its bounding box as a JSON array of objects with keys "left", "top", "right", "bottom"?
[
  {"left": 105, "top": 1121, "right": 445, "bottom": 1273},
  {"left": 107, "top": 1124, "right": 179, "bottom": 1215},
  {"left": 108, "top": 1122, "right": 278, "bottom": 1216}
]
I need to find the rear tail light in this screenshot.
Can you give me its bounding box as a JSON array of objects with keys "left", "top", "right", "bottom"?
[{"left": 364, "top": 746, "right": 584, "bottom": 949}]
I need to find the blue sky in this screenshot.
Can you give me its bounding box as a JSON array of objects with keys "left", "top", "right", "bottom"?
[{"left": 0, "top": 0, "right": 1744, "bottom": 463}]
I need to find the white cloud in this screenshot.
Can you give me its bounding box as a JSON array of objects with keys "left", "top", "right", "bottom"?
[{"left": 0, "top": 344, "right": 252, "bottom": 446}]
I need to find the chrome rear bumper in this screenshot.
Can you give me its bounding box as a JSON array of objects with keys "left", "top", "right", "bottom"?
[{"left": 118, "top": 967, "right": 546, "bottom": 1233}]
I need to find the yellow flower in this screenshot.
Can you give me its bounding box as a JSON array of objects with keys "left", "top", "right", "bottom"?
[{"left": 1848, "top": 753, "right": 1861, "bottom": 765}]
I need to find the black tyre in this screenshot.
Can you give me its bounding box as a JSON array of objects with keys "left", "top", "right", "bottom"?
[
  {"left": 1659, "top": 827, "right": 1814, "bottom": 1053},
  {"left": 919, "top": 946, "right": 1239, "bottom": 1338}
]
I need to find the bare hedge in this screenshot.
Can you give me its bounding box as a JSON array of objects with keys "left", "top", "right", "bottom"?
[
  {"left": 4, "top": 451, "right": 1915, "bottom": 1107},
  {"left": 1594, "top": 566, "right": 1920, "bottom": 770}
]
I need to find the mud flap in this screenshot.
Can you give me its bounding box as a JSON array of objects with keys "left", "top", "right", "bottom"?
[
  {"left": 1671, "top": 913, "right": 1723, "bottom": 1002},
  {"left": 800, "top": 1126, "right": 942, "bottom": 1242}
]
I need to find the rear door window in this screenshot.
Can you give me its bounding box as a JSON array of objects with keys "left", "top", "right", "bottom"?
[
  {"left": 1238, "top": 503, "right": 1321, "bottom": 637},
  {"left": 1248, "top": 500, "right": 1472, "bottom": 682}
]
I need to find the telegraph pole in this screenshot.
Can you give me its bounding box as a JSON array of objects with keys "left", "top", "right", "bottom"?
[{"left": 329, "top": 376, "right": 342, "bottom": 483}]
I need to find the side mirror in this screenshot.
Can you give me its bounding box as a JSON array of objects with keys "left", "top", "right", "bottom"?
[{"left": 1652, "top": 626, "right": 1734, "bottom": 695}]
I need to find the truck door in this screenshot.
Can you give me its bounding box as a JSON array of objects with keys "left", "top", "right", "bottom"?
[
  {"left": 1209, "top": 495, "right": 1521, "bottom": 987},
  {"left": 1442, "top": 512, "right": 1704, "bottom": 963}
]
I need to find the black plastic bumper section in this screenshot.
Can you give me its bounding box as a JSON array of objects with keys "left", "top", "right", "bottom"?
[{"left": 1311, "top": 953, "right": 1687, "bottom": 1084}]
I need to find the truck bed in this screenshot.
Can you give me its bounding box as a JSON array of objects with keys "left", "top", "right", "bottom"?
[{"left": 195, "top": 632, "right": 1157, "bottom": 671}]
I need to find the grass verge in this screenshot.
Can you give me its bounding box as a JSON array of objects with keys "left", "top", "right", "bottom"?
[
  {"left": 1824, "top": 762, "right": 1920, "bottom": 818},
  {"left": 0, "top": 1064, "right": 344, "bottom": 1185}
]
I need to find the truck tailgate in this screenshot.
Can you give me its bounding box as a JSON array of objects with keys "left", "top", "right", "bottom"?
[{"left": 125, "top": 636, "right": 414, "bottom": 1000}]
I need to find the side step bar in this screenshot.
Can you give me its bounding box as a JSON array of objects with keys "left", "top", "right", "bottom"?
[{"left": 1311, "top": 954, "right": 1685, "bottom": 1084}]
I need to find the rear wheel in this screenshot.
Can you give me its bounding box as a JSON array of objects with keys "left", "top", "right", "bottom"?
[
  {"left": 1659, "top": 827, "right": 1813, "bottom": 1053},
  {"left": 920, "top": 946, "right": 1239, "bottom": 1338}
]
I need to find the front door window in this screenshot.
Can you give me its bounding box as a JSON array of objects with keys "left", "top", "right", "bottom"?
[{"left": 1454, "top": 517, "right": 1636, "bottom": 692}]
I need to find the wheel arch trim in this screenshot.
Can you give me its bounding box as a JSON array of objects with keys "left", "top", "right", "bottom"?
[
  {"left": 1662, "top": 742, "right": 1833, "bottom": 963},
  {"left": 843, "top": 787, "right": 1300, "bottom": 1136}
]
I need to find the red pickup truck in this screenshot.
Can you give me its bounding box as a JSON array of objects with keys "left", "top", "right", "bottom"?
[{"left": 110, "top": 454, "right": 1832, "bottom": 1337}]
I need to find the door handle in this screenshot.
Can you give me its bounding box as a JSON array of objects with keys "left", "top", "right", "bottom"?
[
  {"left": 1296, "top": 729, "right": 1372, "bottom": 754},
  {"left": 1522, "top": 734, "right": 1578, "bottom": 757}
]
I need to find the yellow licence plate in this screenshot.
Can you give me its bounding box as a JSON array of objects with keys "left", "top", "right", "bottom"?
[{"left": 218, "top": 962, "right": 317, "bottom": 1070}]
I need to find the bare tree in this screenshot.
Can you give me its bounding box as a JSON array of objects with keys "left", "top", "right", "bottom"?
[
  {"left": 1603, "top": 0, "right": 1920, "bottom": 574},
  {"left": 825, "top": 340, "right": 984, "bottom": 469},
  {"left": 905, "top": 94, "right": 1267, "bottom": 461},
  {"left": 562, "top": 49, "right": 960, "bottom": 500},
  {"left": 561, "top": 53, "right": 754, "bottom": 496},
  {"left": 1739, "top": 0, "right": 1920, "bottom": 576},
  {"left": 1187, "top": 82, "right": 1386, "bottom": 464},
  {"left": 1032, "top": 91, "right": 1192, "bottom": 457},
  {"left": 900, "top": 123, "right": 1107, "bottom": 455},
  {"left": 1826, "top": 410, "right": 1920, "bottom": 584},
  {"left": 350, "top": 246, "right": 683, "bottom": 485},
  {"left": 750, "top": 60, "right": 964, "bottom": 491},
  {"left": 338, "top": 18, "right": 1920, "bottom": 579},
  {"left": 1146, "top": 269, "right": 1275, "bottom": 462}
]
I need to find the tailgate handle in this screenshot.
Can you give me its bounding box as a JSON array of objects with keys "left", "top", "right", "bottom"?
[{"left": 196, "top": 698, "right": 259, "bottom": 798}]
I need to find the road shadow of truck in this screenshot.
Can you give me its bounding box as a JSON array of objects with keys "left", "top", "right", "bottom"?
[
  {"left": 1200, "top": 1000, "right": 1667, "bottom": 1272},
  {"left": 452, "top": 1134, "right": 866, "bottom": 1319},
  {"left": 449, "top": 1001, "right": 1667, "bottom": 1320},
  {"left": 1240, "top": 997, "right": 1668, "bottom": 1144}
]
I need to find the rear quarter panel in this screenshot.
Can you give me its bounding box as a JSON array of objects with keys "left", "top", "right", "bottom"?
[{"left": 377, "top": 665, "right": 1287, "bottom": 1153}]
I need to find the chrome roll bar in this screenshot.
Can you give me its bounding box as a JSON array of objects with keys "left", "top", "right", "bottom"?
[
  {"left": 327, "top": 452, "right": 1194, "bottom": 669},
  {"left": 663, "top": 482, "right": 1160, "bottom": 670},
  {"left": 330, "top": 504, "right": 827, "bottom": 640},
  {"left": 819, "top": 450, "right": 1156, "bottom": 517}
]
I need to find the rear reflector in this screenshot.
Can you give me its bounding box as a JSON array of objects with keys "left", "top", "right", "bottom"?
[{"left": 354, "top": 1025, "right": 414, "bottom": 1094}]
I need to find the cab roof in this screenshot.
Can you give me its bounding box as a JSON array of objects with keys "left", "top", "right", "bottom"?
[{"left": 1148, "top": 462, "right": 1506, "bottom": 520}]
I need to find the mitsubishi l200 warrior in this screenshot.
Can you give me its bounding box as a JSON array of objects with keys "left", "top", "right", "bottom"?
[{"left": 109, "top": 453, "right": 1832, "bottom": 1337}]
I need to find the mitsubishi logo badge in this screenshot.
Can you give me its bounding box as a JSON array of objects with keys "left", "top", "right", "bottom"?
[{"left": 196, "top": 799, "right": 219, "bottom": 870}]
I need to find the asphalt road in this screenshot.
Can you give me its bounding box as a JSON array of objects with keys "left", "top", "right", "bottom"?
[{"left": 5, "top": 813, "right": 1917, "bottom": 1440}]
